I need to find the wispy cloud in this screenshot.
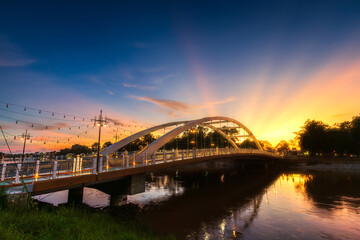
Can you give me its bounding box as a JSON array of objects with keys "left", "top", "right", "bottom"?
[
  {"left": 130, "top": 96, "right": 235, "bottom": 118},
  {"left": 0, "top": 39, "right": 35, "bottom": 67},
  {"left": 123, "top": 83, "right": 157, "bottom": 90},
  {"left": 153, "top": 74, "right": 176, "bottom": 84},
  {"left": 105, "top": 89, "right": 115, "bottom": 95}
]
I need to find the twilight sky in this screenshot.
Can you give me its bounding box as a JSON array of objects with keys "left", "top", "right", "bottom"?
[{"left": 1, "top": 1, "right": 360, "bottom": 152}]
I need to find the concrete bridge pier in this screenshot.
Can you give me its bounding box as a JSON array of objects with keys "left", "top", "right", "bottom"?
[
  {"left": 68, "top": 187, "right": 84, "bottom": 205},
  {"left": 110, "top": 195, "right": 128, "bottom": 207}
]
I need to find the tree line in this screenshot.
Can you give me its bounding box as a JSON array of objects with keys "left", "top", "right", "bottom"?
[{"left": 297, "top": 115, "right": 360, "bottom": 156}]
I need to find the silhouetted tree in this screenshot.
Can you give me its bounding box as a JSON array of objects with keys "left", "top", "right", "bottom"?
[
  {"left": 102, "top": 141, "right": 112, "bottom": 149},
  {"left": 297, "top": 115, "right": 360, "bottom": 156},
  {"left": 57, "top": 144, "right": 92, "bottom": 156}
]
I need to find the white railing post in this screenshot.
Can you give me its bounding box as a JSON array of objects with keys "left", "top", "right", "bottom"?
[
  {"left": 72, "top": 156, "right": 76, "bottom": 172},
  {"left": 142, "top": 153, "right": 145, "bottom": 166},
  {"left": 193, "top": 149, "right": 196, "bottom": 158},
  {"left": 92, "top": 158, "right": 97, "bottom": 174},
  {"left": 76, "top": 155, "right": 81, "bottom": 172},
  {"left": 35, "top": 160, "right": 40, "bottom": 177},
  {"left": 126, "top": 155, "right": 129, "bottom": 168},
  {"left": 122, "top": 154, "right": 125, "bottom": 166},
  {"left": 105, "top": 155, "right": 109, "bottom": 171},
  {"left": 1, "top": 162, "right": 7, "bottom": 181},
  {"left": 99, "top": 156, "right": 103, "bottom": 173},
  {"left": 53, "top": 161, "right": 58, "bottom": 178},
  {"left": 15, "top": 163, "right": 21, "bottom": 184},
  {"left": 164, "top": 152, "right": 167, "bottom": 162}
]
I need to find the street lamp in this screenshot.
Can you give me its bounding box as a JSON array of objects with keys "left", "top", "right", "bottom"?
[{"left": 93, "top": 110, "right": 108, "bottom": 175}]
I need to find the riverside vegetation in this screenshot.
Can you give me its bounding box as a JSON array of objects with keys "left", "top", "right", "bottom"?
[{"left": 0, "top": 188, "right": 174, "bottom": 240}]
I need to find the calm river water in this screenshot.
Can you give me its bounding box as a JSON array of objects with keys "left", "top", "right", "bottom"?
[{"left": 35, "top": 162, "right": 360, "bottom": 239}]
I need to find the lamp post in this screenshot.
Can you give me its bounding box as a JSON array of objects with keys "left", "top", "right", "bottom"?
[
  {"left": 20, "top": 129, "right": 31, "bottom": 163},
  {"left": 93, "top": 110, "right": 108, "bottom": 174}
]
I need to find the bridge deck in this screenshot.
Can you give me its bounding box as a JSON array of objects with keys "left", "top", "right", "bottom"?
[{"left": 1, "top": 148, "right": 278, "bottom": 195}]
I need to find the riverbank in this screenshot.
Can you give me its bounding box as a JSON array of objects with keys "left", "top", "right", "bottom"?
[
  {"left": 282, "top": 156, "right": 360, "bottom": 172},
  {"left": 0, "top": 198, "right": 175, "bottom": 240}
]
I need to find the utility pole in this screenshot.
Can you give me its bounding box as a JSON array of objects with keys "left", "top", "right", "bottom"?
[
  {"left": 93, "top": 110, "right": 108, "bottom": 174},
  {"left": 20, "top": 129, "right": 31, "bottom": 163}
]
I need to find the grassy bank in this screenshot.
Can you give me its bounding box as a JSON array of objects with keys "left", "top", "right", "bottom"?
[{"left": 0, "top": 191, "right": 174, "bottom": 240}]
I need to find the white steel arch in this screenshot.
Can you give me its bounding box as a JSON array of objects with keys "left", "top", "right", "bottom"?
[
  {"left": 141, "top": 116, "right": 262, "bottom": 156},
  {"left": 101, "top": 116, "right": 262, "bottom": 156}
]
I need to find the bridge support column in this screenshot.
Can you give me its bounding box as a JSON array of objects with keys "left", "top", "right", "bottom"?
[
  {"left": 68, "top": 187, "right": 84, "bottom": 205},
  {"left": 1, "top": 162, "right": 6, "bottom": 181},
  {"left": 110, "top": 195, "right": 127, "bottom": 207},
  {"left": 130, "top": 174, "right": 145, "bottom": 195}
]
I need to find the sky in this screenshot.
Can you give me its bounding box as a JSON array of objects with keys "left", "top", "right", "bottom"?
[{"left": 1, "top": 0, "right": 360, "bottom": 152}]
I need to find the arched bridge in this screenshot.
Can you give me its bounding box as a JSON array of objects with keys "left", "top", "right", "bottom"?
[
  {"left": 1, "top": 116, "right": 277, "bottom": 196},
  {"left": 101, "top": 116, "right": 263, "bottom": 157}
]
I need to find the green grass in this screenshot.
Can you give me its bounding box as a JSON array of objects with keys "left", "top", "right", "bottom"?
[{"left": 0, "top": 204, "right": 175, "bottom": 240}]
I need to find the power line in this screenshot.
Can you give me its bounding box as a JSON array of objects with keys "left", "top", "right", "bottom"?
[
  {"left": 0, "top": 102, "right": 93, "bottom": 121},
  {"left": 0, "top": 107, "right": 92, "bottom": 123}
]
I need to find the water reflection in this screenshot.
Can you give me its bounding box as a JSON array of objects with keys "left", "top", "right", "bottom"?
[{"left": 34, "top": 168, "right": 360, "bottom": 239}]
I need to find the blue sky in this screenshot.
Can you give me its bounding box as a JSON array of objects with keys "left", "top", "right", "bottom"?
[{"left": 1, "top": 0, "right": 360, "bottom": 151}]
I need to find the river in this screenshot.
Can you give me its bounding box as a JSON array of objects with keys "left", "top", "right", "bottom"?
[{"left": 34, "top": 161, "right": 360, "bottom": 239}]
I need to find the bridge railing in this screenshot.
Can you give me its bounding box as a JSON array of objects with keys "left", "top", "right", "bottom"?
[{"left": 0, "top": 148, "right": 277, "bottom": 186}]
